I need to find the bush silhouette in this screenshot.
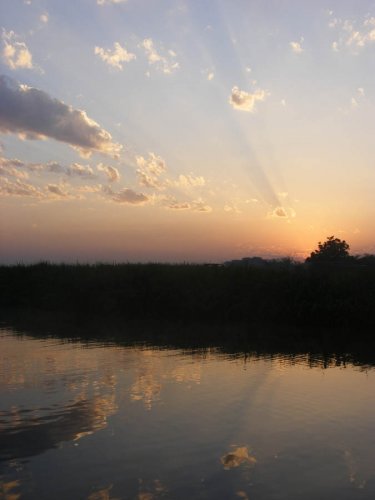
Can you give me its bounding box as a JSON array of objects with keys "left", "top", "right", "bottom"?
[{"left": 306, "top": 236, "right": 350, "bottom": 263}]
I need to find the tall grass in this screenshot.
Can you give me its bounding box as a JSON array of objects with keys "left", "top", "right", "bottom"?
[{"left": 2, "top": 261, "right": 375, "bottom": 328}]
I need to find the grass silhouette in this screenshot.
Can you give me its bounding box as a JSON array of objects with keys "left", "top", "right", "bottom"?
[{"left": 2, "top": 259, "right": 375, "bottom": 330}]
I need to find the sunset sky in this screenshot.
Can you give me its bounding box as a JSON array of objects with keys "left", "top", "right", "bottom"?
[{"left": 1, "top": 0, "right": 375, "bottom": 263}]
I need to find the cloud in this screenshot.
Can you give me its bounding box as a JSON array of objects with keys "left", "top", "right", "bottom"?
[
  {"left": 94, "top": 42, "right": 136, "bottom": 70},
  {"left": 136, "top": 152, "right": 167, "bottom": 189},
  {"left": 112, "top": 188, "right": 149, "bottom": 204},
  {"left": 273, "top": 207, "right": 287, "bottom": 217},
  {"left": 0, "top": 153, "right": 99, "bottom": 181},
  {"left": 329, "top": 17, "right": 339, "bottom": 29},
  {"left": 229, "top": 86, "right": 267, "bottom": 112},
  {"left": 161, "top": 196, "right": 211, "bottom": 212},
  {"left": 350, "top": 87, "right": 365, "bottom": 109},
  {"left": 0, "top": 177, "right": 43, "bottom": 198},
  {"left": 171, "top": 174, "right": 205, "bottom": 188},
  {"left": 66, "top": 163, "right": 95, "bottom": 178},
  {"left": 47, "top": 184, "right": 69, "bottom": 198},
  {"left": 1, "top": 30, "right": 33, "bottom": 70},
  {"left": 162, "top": 197, "right": 191, "bottom": 210},
  {"left": 97, "top": 163, "right": 120, "bottom": 182},
  {"left": 76, "top": 184, "right": 102, "bottom": 193},
  {"left": 137, "top": 170, "right": 162, "bottom": 189},
  {"left": 97, "top": 0, "right": 127, "bottom": 4},
  {"left": 0, "top": 155, "right": 29, "bottom": 178},
  {"left": 0, "top": 75, "right": 121, "bottom": 157},
  {"left": 330, "top": 16, "right": 375, "bottom": 51},
  {"left": 269, "top": 206, "right": 296, "bottom": 219},
  {"left": 224, "top": 203, "right": 241, "bottom": 214},
  {"left": 207, "top": 72, "right": 214, "bottom": 81},
  {"left": 290, "top": 37, "right": 304, "bottom": 54},
  {"left": 141, "top": 38, "right": 179, "bottom": 74},
  {"left": 0, "top": 153, "right": 63, "bottom": 175},
  {"left": 40, "top": 13, "right": 49, "bottom": 23},
  {"left": 137, "top": 153, "right": 166, "bottom": 176},
  {"left": 191, "top": 198, "right": 212, "bottom": 213},
  {"left": 0, "top": 163, "right": 28, "bottom": 179}
]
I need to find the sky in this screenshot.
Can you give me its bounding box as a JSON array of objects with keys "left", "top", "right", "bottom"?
[{"left": 1, "top": 0, "right": 375, "bottom": 263}]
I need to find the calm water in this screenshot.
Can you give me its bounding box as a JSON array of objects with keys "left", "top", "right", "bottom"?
[{"left": 0, "top": 327, "right": 375, "bottom": 500}]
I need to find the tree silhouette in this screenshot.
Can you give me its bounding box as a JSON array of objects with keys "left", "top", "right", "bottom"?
[{"left": 306, "top": 236, "right": 350, "bottom": 263}]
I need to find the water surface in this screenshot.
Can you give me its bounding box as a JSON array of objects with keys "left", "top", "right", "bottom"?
[{"left": 1, "top": 327, "right": 374, "bottom": 499}]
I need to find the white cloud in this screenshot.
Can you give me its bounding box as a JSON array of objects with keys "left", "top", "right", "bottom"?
[
  {"left": 268, "top": 206, "right": 296, "bottom": 219},
  {"left": 1, "top": 30, "right": 33, "bottom": 70},
  {"left": 95, "top": 42, "right": 136, "bottom": 70},
  {"left": 329, "top": 18, "right": 339, "bottom": 29},
  {"left": 141, "top": 39, "right": 162, "bottom": 63},
  {"left": 330, "top": 16, "right": 375, "bottom": 51},
  {"left": 278, "top": 191, "right": 288, "bottom": 198},
  {"left": 137, "top": 170, "right": 162, "bottom": 189},
  {"left": 224, "top": 203, "right": 241, "bottom": 214},
  {"left": 350, "top": 87, "right": 365, "bottom": 109},
  {"left": 0, "top": 75, "right": 121, "bottom": 157},
  {"left": 136, "top": 152, "right": 166, "bottom": 176},
  {"left": 141, "top": 38, "right": 179, "bottom": 74},
  {"left": 97, "top": 0, "right": 127, "bottom": 4},
  {"left": 229, "top": 86, "right": 268, "bottom": 112},
  {"left": 173, "top": 174, "right": 205, "bottom": 188},
  {"left": 290, "top": 37, "right": 304, "bottom": 54},
  {"left": 191, "top": 198, "right": 212, "bottom": 213},
  {"left": 97, "top": 163, "right": 120, "bottom": 182},
  {"left": 136, "top": 152, "right": 167, "bottom": 189}
]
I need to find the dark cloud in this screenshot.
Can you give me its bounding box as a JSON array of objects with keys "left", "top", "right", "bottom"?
[
  {"left": 103, "top": 185, "right": 149, "bottom": 204},
  {"left": 66, "top": 163, "right": 95, "bottom": 178},
  {"left": 0, "top": 153, "right": 97, "bottom": 180},
  {"left": 47, "top": 184, "right": 69, "bottom": 197},
  {"left": 0, "top": 177, "right": 43, "bottom": 197},
  {"left": 112, "top": 188, "right": 148, "bottom": 204},
  {"left": 0, "top": 75, "right": 121, "bottom": 157}
]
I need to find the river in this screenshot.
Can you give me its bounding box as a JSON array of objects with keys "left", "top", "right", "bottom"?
[{"left": 0, "top": 326, "right": 374, "bottom": 499}]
